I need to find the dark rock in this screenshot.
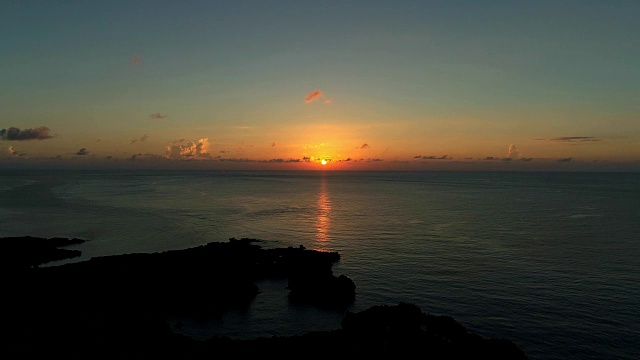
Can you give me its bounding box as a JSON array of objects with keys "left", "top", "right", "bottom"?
[
  {"left": 338, "top": 303, "right": 526, "bottom": 358},
  {"left": 0, "top": 236, "right": 527, "bottom": 359},
  {"left": 1, "top": 237, "right": 354, "bottom": 347},
  {"left": 0, "top": 235, "right": 84, "bottom": 270}
]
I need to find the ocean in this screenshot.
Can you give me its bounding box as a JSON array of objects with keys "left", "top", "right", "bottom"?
[{"left": 1, "top": 169, "right": 638, "bottom": 360}]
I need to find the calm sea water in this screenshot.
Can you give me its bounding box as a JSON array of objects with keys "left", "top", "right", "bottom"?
[{"left": 1, "top": 169, "right": 638, "bottom": 360}]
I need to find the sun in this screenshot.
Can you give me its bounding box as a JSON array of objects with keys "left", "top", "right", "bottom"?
[{"left": 321, "top": 159, "right": 327, "bottom": 165}]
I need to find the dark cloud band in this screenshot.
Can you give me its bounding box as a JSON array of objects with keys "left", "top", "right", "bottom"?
[
  {"left": 0, "top": 127, "right": 53, "bottom": 141},
  {"left": 547, "top": 137, "right": 600, "bottom": 142}
]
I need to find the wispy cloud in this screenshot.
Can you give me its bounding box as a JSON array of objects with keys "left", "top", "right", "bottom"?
[
  {"left": 416, "top": 155, "right": 452, "bottom": 160},
  {"left": 76, "top": 148, "right": 89, "bottom": 156},
  {"left": 0, "top": 126, "right": 53, "bottom": 141},
  {"left": 305, "top": 89, "right": 332, "bottom": 104},
  {"left": 358, "top": 143, "right": 371, "bottom": 149},
  {"left": 165, "top": 138, "right": 211, "bottom": 159},
  {"left": 305, "top": 89, "right": 323, "bottom": 103},
  {"left": 558, "top": 157, "right": 573, "bottom": 162},
  {"left": 262, "top": 158, "right": 301, "bottom": 163},
  {"left": 150, "top": 113, "right": 168, "bottom": 119},
  {"left": 129, "top": 153, "right": 164, "bottom": 161},
  {"left": 543, "top": 136, "right": 601, "bottom": 143},
  {"left": 130, "top": 134, "right": 148, "bottom": 144},
  {"left": 482, "top": 152, "right": 533, "bottom": 162}
]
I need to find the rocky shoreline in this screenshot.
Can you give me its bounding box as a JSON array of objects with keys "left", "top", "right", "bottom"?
[{"left": 1, "top": 236, "right": 527, "bottom": 358}]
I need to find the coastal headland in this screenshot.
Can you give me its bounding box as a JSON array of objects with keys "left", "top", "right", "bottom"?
[{"left": 1, "top": 236, "right": 527, "bottom": 358}]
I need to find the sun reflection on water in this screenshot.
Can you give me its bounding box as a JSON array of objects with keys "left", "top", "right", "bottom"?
[{"left": 314, "top": 176, "right": 331, "bottom": 250}]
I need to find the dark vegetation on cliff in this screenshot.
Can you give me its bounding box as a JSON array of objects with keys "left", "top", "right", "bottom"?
[{"left": 1, "top": 236, "right": 527, "bottom": 358}]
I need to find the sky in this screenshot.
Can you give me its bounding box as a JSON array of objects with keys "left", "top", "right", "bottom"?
[{"left": 2, "top": 0, "right": 639, "bottom": 171}]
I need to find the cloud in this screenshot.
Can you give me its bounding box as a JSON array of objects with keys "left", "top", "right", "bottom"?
[
  {"left": 484, "top": 155, "right": 519, "bottom": 161},
  {"left": 558, "top": 157, "right": 573, "bottom": 162},
  {"left": 129, "top": 153, "right": 165, "bottom": 161},
  {"left": 419, "top": 155, "right": 451, "bottom": 160},
  {"left": 544, "top": 137, "right": 601, "bottom": 143},
  {"left": 304, "top": 89, "right": 332, "bottom": 104},
  {"left": 520, "top": 157, "right": 533, "bottom": 161},
  {"left": 131, "top": 55, "right": 141, "bottom": 65},
  {"left": 130, "top": 134, "right": 148, "bottom": 144},
  {"left": 0, "top": 126, "right": 53, "bottom": 140},
  {"left": 76, "top": 148, "right": 89, "bottom": 156},
  {"left": 4, "top": 146, "right": 26, "bottom": 157},
  {"left": 271, "top": 142, "right": 276, "bottom": 147},
  {"left": 219, "top": 157, "right": 253, "bottom": 163},
  {"left": 262, "top": 158, "right": 301, "bottom": 163},
  {"left": 305, "top": 89, "right": 323, "bottom": 103},
  {"left": 507, "top": 144, "right": 520, "bottom": 159},
  {"left": 358, "top": 143, "right": 371, "bottom": 149},
  {"left": 165, "top": 138, "right": 211, "bottom": 159},
  {"left": 150, "top": 113, "right": 168, "bottom": 119},
  {"left": 300, "top": 156, "right": 333, "bottom": 163}
]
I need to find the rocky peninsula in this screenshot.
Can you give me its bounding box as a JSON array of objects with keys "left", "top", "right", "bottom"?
[{"left": 1, "top": 236, "right": 527, "bottom": 358}]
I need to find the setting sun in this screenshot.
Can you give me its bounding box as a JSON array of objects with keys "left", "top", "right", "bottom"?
[{"left": 321, "top": 159, "right": 327, "bottom": 165}]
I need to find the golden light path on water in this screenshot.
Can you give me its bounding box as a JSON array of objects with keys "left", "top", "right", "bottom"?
[{"left": 314, "top": 175, "right": 331, "bottom": 250}]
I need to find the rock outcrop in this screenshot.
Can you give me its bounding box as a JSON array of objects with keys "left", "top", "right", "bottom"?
[{"left": 0, "top": 236, "right": 527, "bottom": 359}]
